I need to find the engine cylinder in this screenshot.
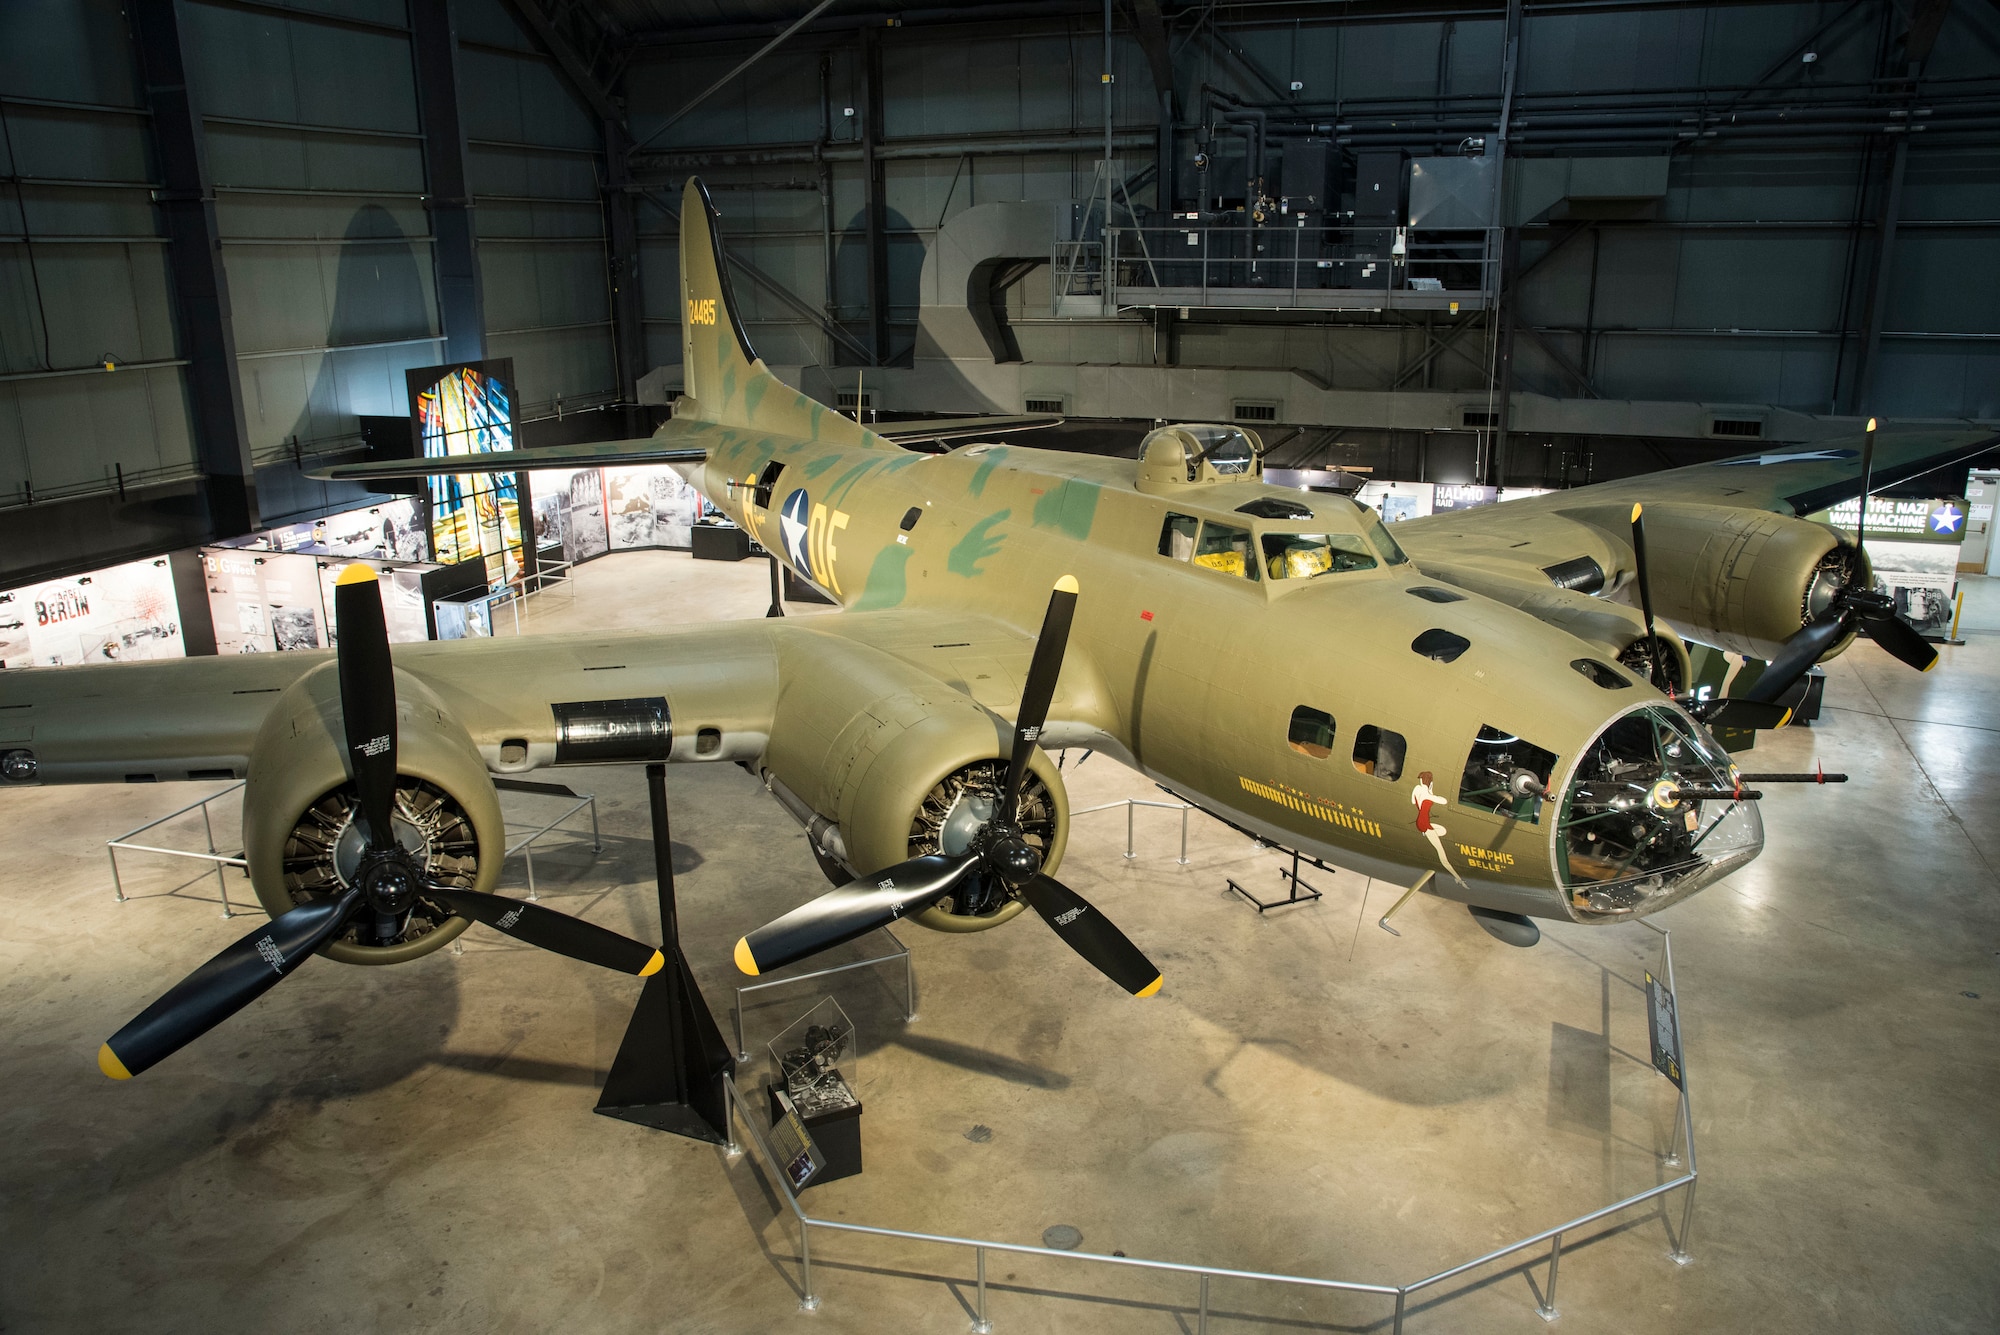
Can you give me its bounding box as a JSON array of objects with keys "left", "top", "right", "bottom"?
[{"left": 242, "top": 662, "right": 505, "bottom": 965}]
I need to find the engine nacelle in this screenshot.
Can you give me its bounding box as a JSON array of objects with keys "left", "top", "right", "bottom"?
[
  {"left": 762, "top": 631, "right": 1069, "bottom": 934},
  {"left": 1570, "top": 502, "right": 1860, "bottom": 661},
  {"left": 243, "top": 661, "right": 505, "bottom": 965}
]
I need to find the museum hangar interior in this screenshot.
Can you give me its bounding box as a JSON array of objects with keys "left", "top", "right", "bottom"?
[{"left": 2, "top": 0, "right": 1998, "bottom": 1331}]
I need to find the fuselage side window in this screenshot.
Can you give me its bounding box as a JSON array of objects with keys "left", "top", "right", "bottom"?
[
  {"left": 1352, "top": 724, "right": 1407, "bottom": 781},
  {"left": 900, "top": 506, "right": 923, "bottom": 532},
  {"left": 1263, "top": 532, "right": 1378, "bottom": 580},
  {"left": 752, "top": 461, "right": 785, "bottom": 510},
  {"left": 1160, "top": 512, "right": 1198, "bottom": 560},
  {"left": 1193, "top": 522, "right": 1258, "bottom": 580},
  {"left": 1287, "top": 706, "right": 1336, "bottom": 758}
]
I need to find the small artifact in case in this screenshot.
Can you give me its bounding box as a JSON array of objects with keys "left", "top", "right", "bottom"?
[{"left": 766, "top": 997, "right": 863, "bottom": 1185}]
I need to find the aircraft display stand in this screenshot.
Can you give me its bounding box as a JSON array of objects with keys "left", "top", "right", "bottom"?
[
  {"left": 1227, "top": 845, "right": 1328, "bottom": 913},
  {"left": 594, "top": 762, "right": 735, "bottom": 1143}
]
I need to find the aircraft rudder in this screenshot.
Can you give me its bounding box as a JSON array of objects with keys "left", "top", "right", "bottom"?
[{"left": 677, "top": 176, "right": 760, "bottom": 421}]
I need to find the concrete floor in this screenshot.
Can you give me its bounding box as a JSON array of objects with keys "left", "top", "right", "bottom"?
[{"left": 1, "top": 550, "right": 1995, "bottom": 1334}]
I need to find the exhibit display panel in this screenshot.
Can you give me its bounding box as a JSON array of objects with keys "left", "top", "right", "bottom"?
[
  {"left": 529, "top": 464, "right": 716, "bottom": 565},
  {"left": 1354, "top": 479, "right": 1436, "bottom": 523},
  {"left": 0, "top": 556, "right": 185, "bottom": 670},
  {"left": 1806, "top": 495, "right": 1967, "bottom": 640},
  {"left": 211, "top": 498, "right": 428, "bottom": 564},
  {"left": 410, "top": 360, "right": 525, "bottom": 590},
  {"left": 204, "top": 548, "right": 436, "bottom": 653}
]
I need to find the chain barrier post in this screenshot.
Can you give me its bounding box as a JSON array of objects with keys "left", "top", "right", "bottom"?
[
  {"left": 1535, "top": 1232, "right": 1562, "bottom": 1321},
  {"left": 972, "top": 1245, "right": 991, "bottom": 1333}
]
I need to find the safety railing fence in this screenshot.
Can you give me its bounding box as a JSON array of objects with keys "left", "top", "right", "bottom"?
[
  {"left": 721, "top": 921, "right": 1695, "bottom": 1333},
  {"left": 495, "top": 779, "right": 602, "bottom": 902},
  {"left": 733, "top": 926, "right": 914, "bottom": 1062},
  {"left": 1070, "top": 797, "right": 1192, "bottom": 865},
  {"left": 107, "top": 781, "right": 248, "bottom": 917},
  {"left": 497, "top": 557, "right": 579, "bottom": 636},
  {"left": 106, "top": 780, "right": 602, "bottom": 911},
  {"left": 1072, "top": 224, "right": 1498, "bottom": 311}
]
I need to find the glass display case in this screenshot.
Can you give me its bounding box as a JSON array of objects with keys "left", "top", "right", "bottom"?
[{"left": 767, "top": 997, "right": 859, "bottom": 1118}]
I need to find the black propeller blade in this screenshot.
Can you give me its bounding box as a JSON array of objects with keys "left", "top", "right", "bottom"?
[
  {"left": 99, "top": 563, "right": 667, "bottom": 1079},
  {"left": 334, "top": 564, "right": 400, "bottom": 850},
  {"left": 1001, "top": 573, "right": 1078, "bottom": 813},
  {"left": 1686, "top": 697, "right": 1793, "bottom": 732},
  {"left": 734, "top": 575, "right": 1160, "bottom": 997},
  {"left": 1743, "top": 421, "right": 1938, "bottom": 703},
  {"left": 424, "top": 885, "right": 665, "bottom": 977},
  {"left": 1627, "top": 503, "right": 1669, "bottom": 690},
  {"left": 100, "top": 887, "right": 364, "bottom": 1079},
  {"left": 1021, "top": 874, "right": 1163, "bottom": 996},
  {"left": 733, "top": 853, "right": 980, "bottom": 976}
]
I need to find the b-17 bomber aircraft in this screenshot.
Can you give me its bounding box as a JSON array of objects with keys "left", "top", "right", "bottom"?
[{"left": 2, "top": 179, "right": 1990, "bottom": 1080}]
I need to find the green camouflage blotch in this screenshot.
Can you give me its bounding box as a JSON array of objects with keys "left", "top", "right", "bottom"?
[
  {"left": 800, "top": 454, "right": 842, "bottom": 479},
  {"left": 880, "top": 454, "right": 921, "bottom": 475},
  {"left": 722, "top": 367, "right": 738, "bottom": 406},
  {"left": 854, "top": 543, "right": 914, "bottom": 610},
  {"left": 826, "top": 459, "right": 879, "bottom": 505},
  {"left": 809, "top": 402, "right": 825, "bottom": 437},
  {"left": 1032, "top": 480, "right": 1100, "bottom": 540},
  {"left": 947, "top": 510, "right": 1011, "bottom": 577},
  {"left": 743, "top": 376, "right": 767, "bottom": 418},
  {"left": 967, "top": 448, "right": 1008, "bottom": 497}
]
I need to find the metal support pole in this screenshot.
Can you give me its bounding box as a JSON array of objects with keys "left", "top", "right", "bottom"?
[
  {"left": 1198, "top": 1273, "right": 1210, "bottom": 1334},
  {"left": 109, "top": 846, "right": 125, "bottom": 903},
  {"left": 202, "top": 802, "right": 232, "bottom": 917},
  {"left": 973, "top": 1246, "right": 991, "bottom": 1332},
  {"left": 1536, "top": 1232, "right": 1561, "bottom": 1321},
  {"left": 1393, "top": 1288, "right": 1407, "bottom": 1334},
  {"left": 523, "top": 845, "right": 537, "bottom": 902},
  {"left": 861, "top": 24, "right": 888, "bottom": 365},
  {"left": 1178, "top": 806, "right": 1189, "bottom": 865},
  {"left": 1125, "top": 801, "right": 1136, "bottom": 859},
  {"left": 410, "top": 0, "right": 486, "bottom": 365},
  {"left": 589, "top": 795, "right": 602, "bottom": 853},
  {"left": 799, "top": 1221, "right": 819, "bottom": 1311},
  {"left": 904, "top": 941, "right": 917, "bottom": 1022}
]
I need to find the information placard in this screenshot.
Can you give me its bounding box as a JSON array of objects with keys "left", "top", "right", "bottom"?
[
  {"left": 768, "top": 1089, "right": 825, "bottom": 1191},
  {"left": 1645, "top": 971, "right": 1685, "bottom": 1090}
]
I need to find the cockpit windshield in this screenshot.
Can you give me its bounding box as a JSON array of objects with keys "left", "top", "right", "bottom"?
[
  {"left": 1361, "top": 511, "right": 1410, "bottom": 566},
  {"left": 1262, "top": 532, "right": 1377, "bottom": 579},
  {"left": 1556, "top": 705, "right": 1762, "bottom": 919}
]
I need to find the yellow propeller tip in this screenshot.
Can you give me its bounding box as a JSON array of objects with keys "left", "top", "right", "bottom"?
[
  {"left": 733, "top": 938, "right": 760, "bottom": 976},
  {"left": 639, "top": 949, "right": 666, "bottom": 977},
  {"left": 1923, "top": 657, "right": 1939, "bottom": 673},
  {"left": 1134, "top": 976, "right": 1163, "bottom": 999},
  {"left": 1054, "top": 574, "right": 1080, "bottom": 595},
  {"left": 1866, "top": 417, "right": 1878, "bottom": 432},
  {"left": 98, "top": 1043, "right": 132, "bottom": 1080},
  {"left": 1630, "top": 502, "right": 1643, "bottom": 522},
  {"left": 1777, "top": 709, "right": 1795, "bottom": 729},
  {"left": 335, "top": 563, "right": 378, "bottom": 586}
]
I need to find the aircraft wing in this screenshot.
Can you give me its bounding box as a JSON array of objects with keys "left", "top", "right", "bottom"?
[
  {"left": 1391, "top": 423, "right": 1999, "bottom": 587},
  {"left": 0, "top": 608, "right": 1088, "bottom": 787},
  {"left": 307, "top": 434, "right": 707, "bottom": 485},
  {"left": 874, "top": 414, "right": 1062, "bottom": 444}
]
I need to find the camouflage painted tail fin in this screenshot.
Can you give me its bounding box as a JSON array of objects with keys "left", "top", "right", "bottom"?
[{"left": 679, "top": 178, "right": 884, "bottom": 448}]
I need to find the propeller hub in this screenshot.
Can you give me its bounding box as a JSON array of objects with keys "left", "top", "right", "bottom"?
[
  {"left": 982, "top": 825, "right": 1043, "bottom": 888},
  {"left": 358, "top": 851, "right": 421, "bottom": 915}
]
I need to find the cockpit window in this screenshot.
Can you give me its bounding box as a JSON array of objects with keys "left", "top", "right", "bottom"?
[
  {"left": 1557, "top": 705, "right": 1763, "bottom": 918},
  {"left": 1361, "top": 511, "right": 1410, "bottom": 566},
  {"left": 1193, "top": 523, "right": 1258, "bottom": 580},
  {"left": 1287, "top": 706, "right": 1336, "bottom": 758},
  {"left": 1160, "top": 512, "right": 1198, "bottom": 560},
  {"left": 1262, "top": 532, "right": 1377, "bottom": 580},
  {"left": 1459, "top": 725, "right": 1559, "bottom": 823},
  {"left": 1186, "top": 425, "right": 1256, "bottom": 475}
]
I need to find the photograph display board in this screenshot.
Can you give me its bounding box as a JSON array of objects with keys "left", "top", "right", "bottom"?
[
  {"left": 410, "top": 360, "right": 523, "bottom": 589},
  {"left": 0, "top": 556, "right": 186, "bottom": 670},
  {"left": 203, "top": 549, "right": 325, "bottom": 654},
  {"left": 528, "top": 464, "right": 706, "bottom": 565},
  {"left": 314, "top": 560, "right": 432, "bottom": 646},
  {"left": 215, "top": 498, "right": 428, "bottom": 563},
  {"left": 1432, "top": 483, "right": 1498, "bottom": 512},
  {"left": 1806, "top": 495, "right": 1967, "bottom": 640},
  {"left": 1355, "top": 480, "right": 1436, "bottom": 524}
]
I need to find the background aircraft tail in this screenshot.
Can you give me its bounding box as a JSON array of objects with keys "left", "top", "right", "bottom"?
[{"left": 677, "top": 178, "right": 883, "bottom": 449}]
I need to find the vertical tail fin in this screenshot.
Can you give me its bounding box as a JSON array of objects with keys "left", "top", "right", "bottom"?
[{"left": 678, "top": 178, "right": 881, "bottom": 448}]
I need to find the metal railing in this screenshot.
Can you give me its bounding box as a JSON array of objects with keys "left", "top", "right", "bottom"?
[
  {"left": 106, "top": 780, "right": 602, "bottom": 911},
  {"left": 107, "top": 781, "right": 249, "bottom": 917},
  {"left": 733, "top": 926, "right": 914, "bottom": 1062},
  {"left": 1071, "top": 797, "right": 1192, "bottom": 865},
  {"left": 721, "top": 921, "right": 1696, "bottom": 1332},
  {"left": 1057, "top": 225, "right": 1499, "bottom": 313}
]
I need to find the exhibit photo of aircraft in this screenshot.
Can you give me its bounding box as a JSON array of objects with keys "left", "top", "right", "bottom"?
[{"left": 0, "top": 179, "right": 1991, "bottom": 1083}]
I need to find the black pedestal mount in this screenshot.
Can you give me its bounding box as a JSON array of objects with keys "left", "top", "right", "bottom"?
[{"left": 594, "top": 763, "right": 735, "bottom": 1142}]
